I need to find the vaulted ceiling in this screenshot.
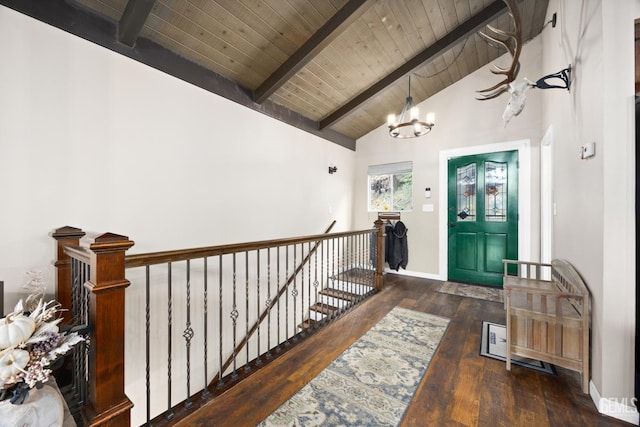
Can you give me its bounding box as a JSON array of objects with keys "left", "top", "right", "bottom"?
[{"left": 1, "top": 0, "right": 549, "bottom": 149}]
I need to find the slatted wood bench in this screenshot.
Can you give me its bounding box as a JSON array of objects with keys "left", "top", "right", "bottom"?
[{"left": 503, "top": 259, "right": 590, "bottom": 393}]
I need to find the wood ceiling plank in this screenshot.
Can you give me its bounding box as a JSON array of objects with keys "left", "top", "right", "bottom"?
[
  {"left": 373, "top": 1, "right": 424, "bottom": 61},
  {"left": 475, "top": 17, "right": 496, "bottom": 71},
  {"left": 284, "top": 0, "right": 330, "bottom": 30},
  {"left": 320, "top": 0, "right": 507, "bottom": 130},
  {"left": 454, "top": 0, "right": 472, "bottom": 24},
  {"left": 280, "top": 83, "right": 340, "bottom": 116},
  {"left": 430, "top": 55, "right": 453, "bottom": 87},
  {"left": 142, "top": 14, "right": 265, "bottom": 88},
  {"left": 358, "top": 9, "right": 410, "bottom": 73},
  {"left": 211, "top": 0, "right": 299, "bottom": 56},
  {"left": 280, "top": 71, "right": 343, "bottom": 113},
  {"left": 423, "top": 0, "right": 448, "bottom": 40},
  {"left": 447, "top": 37, "right": 472, "bottom": 80},
  {"left": 391, "top": 0, "right": 432, "bottom": 52},
  {"left": 253, "top": 0, "right": 370, "bottom": 103},
  {"left": 307, "top": 0, "right": 346, "bottom": 20},
  {"left": 189, "top": 0, "right": 290, "bottom": 66},
  {"left": 308, "top": 52, "right": 352, "bottom": 93},
  {"left": 235, "top": 0, "right": 309, "bottom": 50},
  {"left": 348, "top": 17, "right": 394, "bottom": 78},
  {"left": 462, "top": 34, "right": 479, "bottom": 73},
  {"left": 290, "top": 62, "right": 350, "bottom": 107},
  {"left": 437, "top": 0, "right": 460, "bottom": 32},
  {"left": 411, "top": 65, "right": 440, "bottom": 98},
  {"left": 144, "top": 6, "right": 263, "bottom": 86},
  {"left": 163, "top": 0, "right": 283, "bottom": 82},
  {"left": 262, "top": 0, "right": 317, "bottom": 39},
  {"left": 442, "top": 49, "right": 462, "bottom": 83},
  {"left": 318, "top": 23, "right": 379, "bottom": 95},
  {"left": 119, "top": 0, "right": 156, "bottom": 47}
]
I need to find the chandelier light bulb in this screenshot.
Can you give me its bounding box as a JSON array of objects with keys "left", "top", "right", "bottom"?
[
  {"left": 426, "top": 112, "right": 435, "bottom": 126},
  {"left": 410, "top": 107, "right": 419, "bottom": 120}
]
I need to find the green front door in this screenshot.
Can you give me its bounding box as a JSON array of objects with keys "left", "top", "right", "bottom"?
[{"left": 447, "top": 150, "right": 518, "bottom": 286}]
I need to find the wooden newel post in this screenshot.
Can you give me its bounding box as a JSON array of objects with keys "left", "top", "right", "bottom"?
[
  {"left": 51, "top": 226, "right": 86, "bottom": 324},
  {"left": 374, "top": 219, "right": 385, "bottom": 291},
  {"left": 81, "top": 232, "right": 135, "bottom": 427}
]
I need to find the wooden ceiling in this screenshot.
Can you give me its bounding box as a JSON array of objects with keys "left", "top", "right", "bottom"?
[{"left": 1, "top": 0, "right": 549, "bottom": 149}]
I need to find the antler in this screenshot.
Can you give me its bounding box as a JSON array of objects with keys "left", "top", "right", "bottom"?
[{"left": 476, "top": 0, "right": 523, "bottom": 100}]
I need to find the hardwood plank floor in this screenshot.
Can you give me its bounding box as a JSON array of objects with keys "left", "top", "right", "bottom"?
[{"left": 175, "top": 274, "right": 632, "bottom": 427}]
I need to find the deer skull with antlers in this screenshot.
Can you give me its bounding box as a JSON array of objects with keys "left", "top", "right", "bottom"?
[{"left": 477, "top": 0, "right": 526, "bottom": 126}]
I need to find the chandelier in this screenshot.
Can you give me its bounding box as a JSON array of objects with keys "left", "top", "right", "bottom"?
[{"left": 387, "top": 76, "right": 435, "bottom": 139}]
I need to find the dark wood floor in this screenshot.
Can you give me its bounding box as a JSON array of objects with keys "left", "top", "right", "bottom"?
[{"left": 175, "top": 274, "right": 632, "bottom": 427}]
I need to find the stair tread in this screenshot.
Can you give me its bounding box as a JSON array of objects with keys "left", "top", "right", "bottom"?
[
  {"left": 309, "top": 302, "right": 338, "bottom": 315},
  {"left": 298, "top": 320, "right": 316, "bottom": 329},
  {"left": 329, "top": 268, "right": 376, "bottom": 286},
  {"left": 319, "top": 288, "right": 360, "bottom": 302}
]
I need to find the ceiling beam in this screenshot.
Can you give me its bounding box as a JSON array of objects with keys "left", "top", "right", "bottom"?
[
  {"left": 253, "top": 0, "right": 371, "bottom": 104},
  {"left": 118, "top": 0, "right": 156, "bottom": 47},
  {"left": 319, "top": 0, "right": 508, "bottom": 130}
]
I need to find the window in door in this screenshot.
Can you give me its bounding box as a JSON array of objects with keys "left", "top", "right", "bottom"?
[
  {"left": 456, "top": 163, "right": 476, "bottom": 221},
  {"left": 485, "top": 161, "right": 507, "bottom": 222}
]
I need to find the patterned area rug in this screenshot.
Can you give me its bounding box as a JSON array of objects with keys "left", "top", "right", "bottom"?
[
  {"left": 258, "top": 307, "right": 450, "bottom": 426},
  {"left": 437, "top": 281, "right": 504, "bottom": 303}
]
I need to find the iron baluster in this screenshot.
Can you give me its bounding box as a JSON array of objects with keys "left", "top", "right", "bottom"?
[
  {"left": 184, "top": 260, "right": 194, "bottom": 408},
  {"left": 166, "top": 263, "right": 174, "bottom": 420},
  {"left": 202, "top": 258, "right": 210, "bottom": 399},
  {"left": 256, "top": 249, "right": 262, "bottom": 365},
  {"left": 231, "top": 253, "right": 238, "bottom": 380},
  {"left": 145, "top": 266, "right": 151, "bottom": 424},
  {"left": 285, "top": 245, "right": 289, "bottom": 345},
  {"left": 276, "top": 247, "right": 281, "bottom": 353},
  {"left": 291, "top": 244, "right": 298, "bottom": 343},
  {"left": 266, "top": 248, "right": 272, "bottom": 359},
  {"left": 217, "top": 256, "right": 224, "bottom": 389},
  {"left": 245, "top": 252, "right": 250, "bottom": 372}
]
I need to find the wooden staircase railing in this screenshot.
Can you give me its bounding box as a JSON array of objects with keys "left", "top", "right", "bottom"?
[{"left": 52, "top": 220, "right": 386, "bottom": 426}]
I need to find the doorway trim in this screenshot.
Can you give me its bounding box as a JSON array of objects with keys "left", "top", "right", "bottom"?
[{"left": 438, "top": 139, "right": 531, "bottom": 281}]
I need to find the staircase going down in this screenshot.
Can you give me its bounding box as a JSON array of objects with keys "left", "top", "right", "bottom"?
[{"left": 301, "top": 268, "right": 376, "bottom": 329}]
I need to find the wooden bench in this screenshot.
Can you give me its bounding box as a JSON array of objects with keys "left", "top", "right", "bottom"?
[{"left": 503, "top": 259, "right": 590, "bottom": 393}]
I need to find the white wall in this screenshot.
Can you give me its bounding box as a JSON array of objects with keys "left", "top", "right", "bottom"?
[
  {"left": 354, "top": 36, "right": 544, "bottom": 278},
  {"left": 0, "top": 6, "right": 355, "bottom": 311},
  {"left": 541, "top": 0, "right": 637, "bottom": 421}
]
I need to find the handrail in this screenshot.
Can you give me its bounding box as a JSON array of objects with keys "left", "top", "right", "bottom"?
[{"left": 125, "top": 224, "right": 371, "bottom": 267}]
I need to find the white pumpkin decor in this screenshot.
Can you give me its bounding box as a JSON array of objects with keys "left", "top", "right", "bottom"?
[
  {"left": 0, "top": 348, "right": 30, "bottom": 379},
  {"left": 0, "top": 270, "right": 85, "bottom": 412},
  {"left": 0, "top": 312, "right": 36, "bottom": 350}
]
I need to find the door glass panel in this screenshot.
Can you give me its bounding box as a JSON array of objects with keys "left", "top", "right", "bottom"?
[
  {"left": 485, "top": 161, "right": 507, "bottom": 222},
  {"left": 456, "top": 164, "right": 476, "bottom": 221}
]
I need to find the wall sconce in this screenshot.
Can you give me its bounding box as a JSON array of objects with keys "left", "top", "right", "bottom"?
[{"left": 328, "top": 166, "right": 338, "bottom": 174}]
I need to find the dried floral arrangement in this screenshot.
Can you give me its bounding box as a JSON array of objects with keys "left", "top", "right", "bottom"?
[{"left": 0, "top": 271, "right": 85, "bottom": 404}]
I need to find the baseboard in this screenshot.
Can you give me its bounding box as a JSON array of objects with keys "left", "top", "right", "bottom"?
[
  {"left": 590, "top": 380, "right": 639, "bottom": 425},
  {"left": 383, "top": 268, "right": 442, "bottom": 281}
]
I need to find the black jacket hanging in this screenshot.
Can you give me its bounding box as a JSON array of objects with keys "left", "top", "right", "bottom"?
[{"left": 388, "top": 221, "right": 408, "bottom": 271}]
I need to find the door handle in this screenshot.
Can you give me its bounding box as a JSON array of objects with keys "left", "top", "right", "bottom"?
[{"left": 449, "top": 222, "right": 456, "bottom": 227}]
